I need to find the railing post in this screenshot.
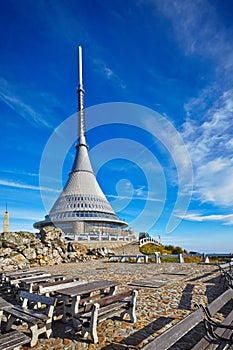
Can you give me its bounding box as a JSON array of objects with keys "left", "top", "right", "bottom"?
[
  {"left": 178, "top": 253, "right": 184, "bottom": 263},
  {"left": 154, "top": 252, "right": 161, "bottom": 264},
  {"left": 202, "top": 253, "right": 210, "bottom": 263}
]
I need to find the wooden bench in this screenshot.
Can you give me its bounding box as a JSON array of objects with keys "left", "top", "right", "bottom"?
[
  {"left": 3, "top": 291, "right": 57, "bottom": 347},
  {"left": 7, "top": 273, "right": 52, "bottom": 296},
  {"left": 74, "top": 289, "right": 138, "bottom": 343},
  {"left": 141, "top": 288, "right": 233, "bottom": 350},
  {"left": 2, "top": 269, "right": 46, "bottom": 284},
  {"left": 0, "top": 330, "right": 31, "bottom": 350},
  {"left": 218, "top": 261, "right": 233, "bottom": 287},
  {"left": 109, "top": 255, "right": 148, "bottom": 263},
  {"left": 18, "top": 273, "right": 65, "bottom": 293},
  {"left": 38, "top": 279, "right": 87, "bottom": 296}
]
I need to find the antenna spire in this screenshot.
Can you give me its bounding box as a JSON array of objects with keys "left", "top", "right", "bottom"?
[{"left": 77, "top": 46, "right": 87, "bottom": 147}]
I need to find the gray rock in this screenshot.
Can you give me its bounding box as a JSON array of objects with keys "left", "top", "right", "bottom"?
[{"left": 22, "top": 247, "right": 36, "bottom": 260}]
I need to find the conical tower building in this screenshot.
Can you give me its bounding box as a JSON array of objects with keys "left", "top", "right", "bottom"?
[{"left": 34, "top": 47, "right": 129, "bottom": 240}]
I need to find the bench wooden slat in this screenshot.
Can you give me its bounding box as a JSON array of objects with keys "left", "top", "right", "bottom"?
[
  {"left": 11, "top": 273, "right": 52, "bottom": 284},
  {"left": 5, "top": 270, "right": 45, "bottom": 279},
  {"left": 78, "top": 289, "right": 133, "bottom": 314},
  {"left": 0, "top": 330, "right": 30, "bottom": 350},
  {"left": 13, "top": 305, "right": 49, "bottom": 321},
  {"left": 76, "top": 300, "right": 129, "bottom": 319},
  {"left": 4, "top": 307, "right": 44, "bottom": 324},
  {"left": 97, "top": 301, "right": 129, "bottom": 320},
  {"left": 142, "top": 309, "right": 204, "bottom": 350},
  {"left": 20, "top": 274, "right": 64, "bottom": 285},
  {"left": 0, "top": 297, "right": 12, "bottom": 310},
  {"left": 56, "top": 279, "right": 120, "bottom": 297},
  {"left": 37, "top": 277, "right": 76, "bottom": 289},
  {"left": 20, "top": 290, "right": 56, "bottom": 306},
  {"left": 208, "top": 289, "right": 233, "bottom": 316},
  {"left": 38, "top": 279, "right": 86, "bottom": 295}
]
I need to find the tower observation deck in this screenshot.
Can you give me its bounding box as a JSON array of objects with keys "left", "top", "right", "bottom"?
[{"left": 34, "top": 47, "right": 132, "bottom": 241}]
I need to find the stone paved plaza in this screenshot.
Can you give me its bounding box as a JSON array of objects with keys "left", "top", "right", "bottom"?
[{"left": 5, "top": 258, "right": 226, "bottom": 350}]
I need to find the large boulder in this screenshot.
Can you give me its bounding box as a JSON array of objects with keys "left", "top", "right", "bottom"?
[{"left": 40, "top": 226, "right": 66, "bottom": 245}]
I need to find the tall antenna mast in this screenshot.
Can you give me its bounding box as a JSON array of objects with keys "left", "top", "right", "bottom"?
[{"left": 77, "top": 46, "right": 87, "bottom": 147}]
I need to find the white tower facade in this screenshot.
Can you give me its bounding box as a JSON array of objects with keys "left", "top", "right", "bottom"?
[
  {"left": 34, "top": 47, "right": 131, "bottom": 241},
  {"left": 3, "top": 208, "right": 9, "bottom": 232}
]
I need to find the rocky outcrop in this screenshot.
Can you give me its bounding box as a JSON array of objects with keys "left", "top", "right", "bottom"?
[{"left": 0, "top": 227, "right": 116, "bottom": 271}]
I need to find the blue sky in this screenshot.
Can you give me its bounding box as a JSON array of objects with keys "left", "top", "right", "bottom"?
[{"left": 0, "top": 0, "right": 233, "bottom": 253}]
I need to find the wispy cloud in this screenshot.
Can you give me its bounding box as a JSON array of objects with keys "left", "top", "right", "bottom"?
[
  {"left": 107, "top": 193, "right": 162, "bottom": 202},
  {"left": 154, "top": 0, "right": 233, "bottom": 68},
  {"left": 178, "top": 212, "right": 233, "bottom": 225},
  {"left": 182, "top": 89, "right": 233, "bottom": 207},
  {"left": 93, "top": 59, "right": 126, "bottom": 89},
  {"left": 0, "top": 77, "right": 59, "bottom": 129},
  {"left": 0, "top": 169, "right": 38, "bottom": 177},
  {"left": 0, "top": 179, "right": 60, "bottom": 193}
]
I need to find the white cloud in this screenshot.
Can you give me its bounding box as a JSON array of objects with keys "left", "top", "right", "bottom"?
[
  {"left": 0, "top": 179, "right": 60, "bottom": 193},
  {"left": 0, "top": 169, "right": 38, "bottom": 177},
  {"left": 179, "top": 212, "right": 233, "bottom": 225},
  {"left": 93, "top": 59, "right": 126, "bottom": 89},
  {"left": 0, "top": 77, "right": 59, "bottom": 129},
  {"left": 107, "top": 192, "right": 162, "bottom": 202},
  {"left": 182, "top": 88, "right": 233, "bottom": 207},
  {"left": 154, "top": 0, "right": 233, "bottom": 71}
]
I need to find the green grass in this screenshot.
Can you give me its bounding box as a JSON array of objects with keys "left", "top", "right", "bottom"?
[{"left": 139, "top": 244, "right": 170, "bottom": 255}]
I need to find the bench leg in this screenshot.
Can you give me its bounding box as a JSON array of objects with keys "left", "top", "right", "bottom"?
[
  {"left": 81, "top": 303, "right": 99, "bottom": 343},
  {"left": 5, "top": 314, "right": 16, "bottom": 331},
  {"left": 89, "top": 303, "right": 99, "bottom": 343},
  {"left": 30, "top": 320, "right": 53, "bottom": 347},
  {"left": 121, "top": 290, "right": 138, "bottom": 323},
  {"left": 72, "top": 295, "right": 81, "bottom": 315},
  {"left": 30, "top": 324, "right": 39, "bottom": 347},
  {"left": 45, "top": 319, "right": 53, "bottom": 338},
  {"left": 81, "top": 323, "right": 89, "bottom": 339},
  {"left": 61, "top": 296, "right": 71, "bottom": 323}
]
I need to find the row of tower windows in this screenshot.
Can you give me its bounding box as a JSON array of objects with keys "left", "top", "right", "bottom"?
[
  {"left": 56, "top": 203, "right": 108, "bottom": 210},
  {"left": 61, "top": 195, "right": 106, "bottom": 204},
  {"left": 50, "top": 212, "right": 117, "bottom": 220}
]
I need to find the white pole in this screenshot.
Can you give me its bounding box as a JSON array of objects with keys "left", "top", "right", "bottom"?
[{"left": 78, "top": 46, "right": 83, "bottom": 87}]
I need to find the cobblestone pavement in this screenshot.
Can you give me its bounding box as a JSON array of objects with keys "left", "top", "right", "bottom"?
[{"left": 1, "top": 259, "right": 227, "bottom": 350}]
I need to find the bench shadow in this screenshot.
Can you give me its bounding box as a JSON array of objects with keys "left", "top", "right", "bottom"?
[
  {"left": 101, "top": 316, "right": 173, "bottom": 349},
  {"left": 177, "top": 284, "right": 194, "bottom": 310},
  {"left": 188, "top": 270, "right": 218, "bottom": 282}
]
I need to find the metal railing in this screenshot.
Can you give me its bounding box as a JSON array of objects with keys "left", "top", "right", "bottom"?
[
  {"left": 139, "top": 237, "right": 159, "bottom": 246},
  {"left": 108, "top": 252, "right": 233, "bottom": 264}
]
